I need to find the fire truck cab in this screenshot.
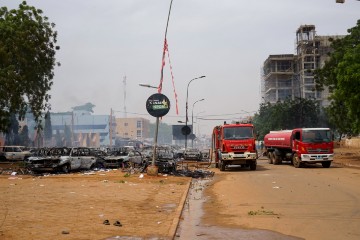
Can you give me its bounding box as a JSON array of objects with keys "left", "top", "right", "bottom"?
[{"left": 211, "top": 121, "right": 258, "bottom": 171}]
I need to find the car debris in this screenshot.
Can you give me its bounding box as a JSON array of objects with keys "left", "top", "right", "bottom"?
[{"left": 26, "top": 147, "right": 100, "bottom": 173}]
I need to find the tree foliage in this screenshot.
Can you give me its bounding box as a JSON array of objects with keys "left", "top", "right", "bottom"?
[
  {"left": 314, "top": 20, "right": 360, "bottom": 135},
  {"left": 0, "top": 1, "right": 59, "bottom": 133},
  {"left": 253, "top": 98, "right": 328, "bottom": 140}
]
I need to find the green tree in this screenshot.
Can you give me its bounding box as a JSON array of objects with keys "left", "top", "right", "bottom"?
[
  {"left": 0, "top": 1, "right": 59, "bottom": 133},
  {"left": 315, "top": 20, "right": 360, "bottom": 135},
  {"left": 253, "top": 98, "right": 326, "bottom": 140}
]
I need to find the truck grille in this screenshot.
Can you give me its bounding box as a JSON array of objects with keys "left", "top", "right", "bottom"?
[{"left": 307, "top": 148, "right": 330, "bottom": 153}]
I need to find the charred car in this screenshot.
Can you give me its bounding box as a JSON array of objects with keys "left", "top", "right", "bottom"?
[
  {"left": 200, "top": 149, "right": 210, "bottom": 161},
  {"left": 26, "top": 147, "right": 99, "bottom": 173},
  {"left": 101, "top": 148, "right": 143, "bottom": 169},
  {"left": 143, "top": 146, "right": 176, "bottom": 173},
  {"left": 183, "top": 148, "right": 202, "bottom": 161}
]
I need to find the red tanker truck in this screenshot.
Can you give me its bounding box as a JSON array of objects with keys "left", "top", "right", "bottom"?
[
  {"left": 264, "top": 128, "right": 334, "bottom": 168},
  {"left": 211, "top": 121, "right": 258, "bottom": 171}
]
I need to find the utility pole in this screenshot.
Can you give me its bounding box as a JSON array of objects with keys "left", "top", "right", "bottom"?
[{"left": 109, "top": 108, "right": 113, "bottom": 147}]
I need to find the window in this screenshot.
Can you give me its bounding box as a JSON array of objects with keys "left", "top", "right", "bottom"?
[
  {"left": 124, "top": 123, "right": 128, "bottom": 126},
  {"left": 304, "top": 78, "right": 314, "bottom": 84},
  {"left": 278, "top": 89, "right": 292, "bottom": 101},
  {"left": 137, "top": 120, "right": 142, "bottom": 128},
  {"left": 224, "top": 127, "right": 253, "bottom": 140},
  {"left": 305, "top": 92, "right": 315, "bottom": 99},
  {"left": 302, "top": 130, "right": 331, "bottom": 143},
  {"left": 137, "top": 130, "right": 142, "bottom": 138},
  {"left": 278, "top": 79, "right": 292, "bottom": 88}
]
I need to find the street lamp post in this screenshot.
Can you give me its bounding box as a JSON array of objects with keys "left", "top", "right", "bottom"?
[
  {"left": 139, "top": 83, "right": 159, "bottom": 168},
  {"left": 191, "top": 98, "right": 204, "bottom": 148},
  {"left": 185, "top": 76, "right": 205, "bottom": 149}
]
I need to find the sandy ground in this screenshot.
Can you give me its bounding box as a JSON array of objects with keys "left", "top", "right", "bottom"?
[
  {"left": 0, "top": 170, "right": 191, "bottom": 240},
  {"left": 0, "top": 146, "right": 358, "bottom": 240}
]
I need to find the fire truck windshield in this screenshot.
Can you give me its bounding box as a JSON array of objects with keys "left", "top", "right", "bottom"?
[
  {"left": 302, "top": 129, "right": 332, "bottom": 143},
  {"left": 224, "top": 127, "right": 253, "bottom": 140}
]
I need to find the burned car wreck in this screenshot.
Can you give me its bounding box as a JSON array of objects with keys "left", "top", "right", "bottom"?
[
  {"left": 143, "top": 147, "right": 176, "bottom": 174},
  {"left": 100, "top": 148, "right": 144, "bottom": 169},
  {"left": 26, "top": 147, "right": 100, "bottom": 173},
  {"left": 183, "top": 148, "right": 202, "bottom": 161}
]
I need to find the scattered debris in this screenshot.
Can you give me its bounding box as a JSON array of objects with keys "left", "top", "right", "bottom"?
[
  {"left": 173, "top": 169, "right": 215, "bottom": 179},
  {"left": 113, "top": 220, "right": 122, "bottom": 227}
]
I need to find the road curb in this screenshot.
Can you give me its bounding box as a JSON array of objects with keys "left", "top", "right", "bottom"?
[{"left": 168, "top": 179, "right": 192, "bottom": 239}]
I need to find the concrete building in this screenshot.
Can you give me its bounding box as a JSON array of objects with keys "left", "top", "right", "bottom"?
[
  {"left": 51, "top": 110, "right": 116, "bottom": 147},
  {"left": 115, "top": 117, "right": 150, "bottom": 141},
  {"left": 262, "top": 25, "right": 344, "bottom": 107}
]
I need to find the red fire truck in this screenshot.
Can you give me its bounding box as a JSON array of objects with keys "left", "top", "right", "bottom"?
[
  {"left": 264, "top": 128, "right": 334, "bottom": 168},
  {"left": 211, "top": 121, "right": 258, "bottom": 171}
]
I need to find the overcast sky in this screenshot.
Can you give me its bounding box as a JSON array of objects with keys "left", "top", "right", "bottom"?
[{"left": 2, "top": 0, "right": 359, "bottom": 135}]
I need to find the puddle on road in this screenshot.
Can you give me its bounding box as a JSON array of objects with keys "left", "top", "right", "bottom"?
[{"left": 175, "top": 179, "right": 303, "bottom": 240}]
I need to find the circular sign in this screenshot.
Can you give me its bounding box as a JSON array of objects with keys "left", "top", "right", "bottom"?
[
  {"left": 146, "top": 93, "right": 170, "bottom": 117},
  {"left": 181, "top": 126, "right": 191, "bottom": 136}
]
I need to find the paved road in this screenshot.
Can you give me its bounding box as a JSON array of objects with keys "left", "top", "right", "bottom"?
[{"left": 177, "top": 158, "right": 360, "bottom": 240}]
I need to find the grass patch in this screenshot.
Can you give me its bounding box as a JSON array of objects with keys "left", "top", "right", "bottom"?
[{"left": 248, "top": 206, "right": 277, "bottom": 216}]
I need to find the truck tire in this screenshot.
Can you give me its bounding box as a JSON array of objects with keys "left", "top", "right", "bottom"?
[
  {"left": 273, "top": 149, "right": 282, "bottom": 165},
  {"left": 292, "top": 154, "right": 302, "bottom": 168},
  {"left": 219, "top": 160, "right": 225, "bottom": 171},
  {"left": 273, "top": 154, "right": 281, "bottom": 165},
  {"left": 267, "top": 152, "right": 273, "bottom": 164},
  {"left": 249, "top": 162, "right": 257, "bottom": 170},
  {"left": 322, "top": 161, "right": 331, "bottom": 168}
]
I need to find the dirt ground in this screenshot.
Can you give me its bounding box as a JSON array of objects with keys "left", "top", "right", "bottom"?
[
  {"left": 0, "top": 145, "right": 359, "bottom": 240},
  {"left": 0, "top": 170, "right": 191, "bottom": 240}
]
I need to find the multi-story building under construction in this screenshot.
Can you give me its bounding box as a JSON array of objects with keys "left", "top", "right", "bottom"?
[{"left": 261, "top": 25, "right": 344, "bottom": 107}]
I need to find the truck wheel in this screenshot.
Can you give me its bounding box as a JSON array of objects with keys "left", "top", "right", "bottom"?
[
  {"left": 273, "top": 154, "right": 281, "bottom": 165},
  {"left": 322, "top": 161, "right": 331, "bottom": 168},
  {"left": 250, "top": 162, "right": 257, "bottom": 170},
  {"left": 267, "top": 152, "right": 273, "bottom": 164},
  {"left": 270, "top": 152, "right": 276, "bottom": 164},
  {"left": 219, "top": 160, "right": 225, "bottom": 171},
  {"left": 292, "top": 155, "right": 302, "bottom": 168}
]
